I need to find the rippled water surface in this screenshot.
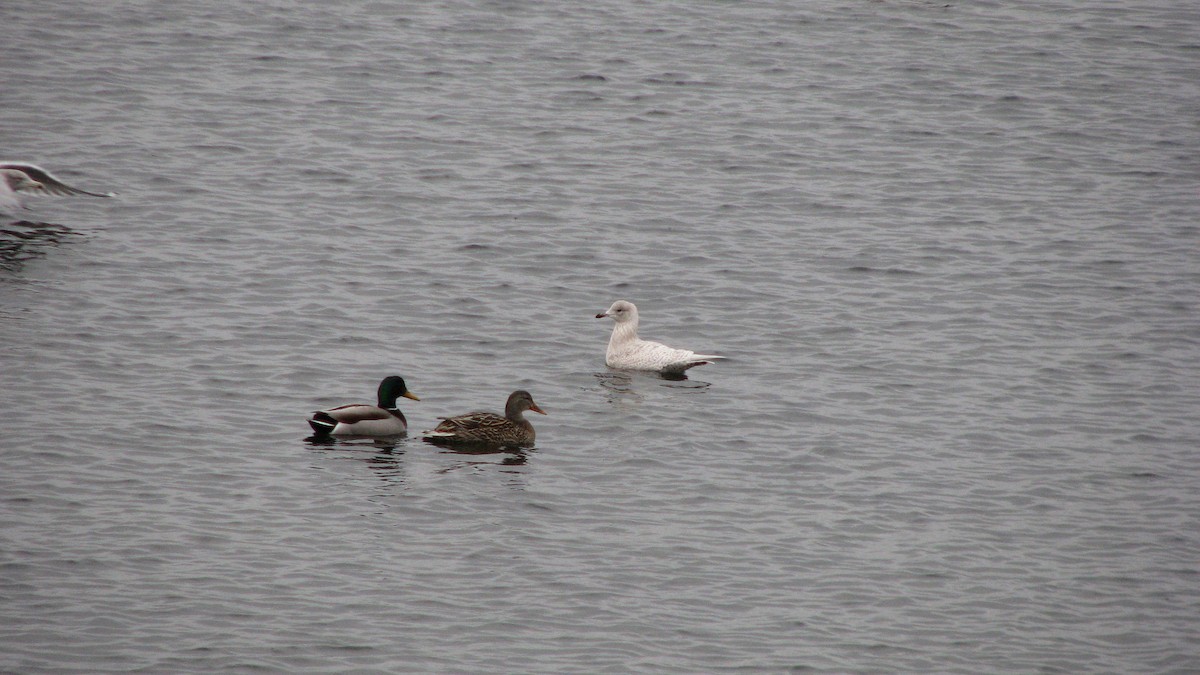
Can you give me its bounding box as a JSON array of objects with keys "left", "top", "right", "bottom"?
[{"left": 3, "top": 1, "right": 1198, "bottom": 672}]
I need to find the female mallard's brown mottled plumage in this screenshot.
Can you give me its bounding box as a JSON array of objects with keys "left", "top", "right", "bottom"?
[{"left": 423, "top": 390, "right": 546, "bottom": 447}]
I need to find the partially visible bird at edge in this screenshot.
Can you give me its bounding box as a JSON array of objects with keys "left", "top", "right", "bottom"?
[{"left": 1, "top": 162, "right": 113, "bottom": 215}]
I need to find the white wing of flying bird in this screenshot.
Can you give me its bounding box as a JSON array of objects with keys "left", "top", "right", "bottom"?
[{"left": 0, "top": 162, "right": 113, "bottom": 214}]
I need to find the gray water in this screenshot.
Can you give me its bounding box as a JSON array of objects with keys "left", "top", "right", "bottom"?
[{"left": 2, "top": 1, "right": 1198, "bottom": 672}]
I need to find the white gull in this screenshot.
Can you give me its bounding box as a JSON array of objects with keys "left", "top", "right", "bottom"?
[
  {"left": 595, "top": 300, "right": 724, "bottom": 374},
  {"left": 1, "top": 162, "right": 112, "bottom": 216}
]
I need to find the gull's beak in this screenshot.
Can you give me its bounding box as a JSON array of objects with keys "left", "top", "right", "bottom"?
[
  {"left": 595, "top": 311, "right": 608, "bottom": 319},
  {"left": 402, "top": 391, "right": 420, "bottom": 401},
  {"left": 529, "top": 402, "right": 547, "bottom": 415}
]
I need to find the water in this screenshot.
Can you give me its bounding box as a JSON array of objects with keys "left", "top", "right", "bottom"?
[{"left": 3, "top": 1, "right": 1198, "bottom": 671}]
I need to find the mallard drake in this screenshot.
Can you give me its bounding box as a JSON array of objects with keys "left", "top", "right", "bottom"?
[
  {"left": 423, "top": 390, "right": 546, "bottom": 447},
  {"left": 595, "top": 300, "right": 724, "bottom": 374},
  {"left": 307, "top": 376, "right": 420, "bottom": 437},
  {"left": 0, "top": 162, "right": 112, "bottom": 215}
]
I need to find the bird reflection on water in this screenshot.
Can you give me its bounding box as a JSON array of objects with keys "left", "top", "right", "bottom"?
[
  {"left": 304, "top": 434, "right": 530, "bottom": 489},
  {"left": 594, "top": 370, "right": 712, "bottom": 406},
  {"left": 305, "top": 435, "right": 408, "bottom": 485},
  {"left": 434, "top": 447, "right": 530, "bottom": 480},
  {"left": 0, "top": 220, "right": 82, "bottom": 272}
]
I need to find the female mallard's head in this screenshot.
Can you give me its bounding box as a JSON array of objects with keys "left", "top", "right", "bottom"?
[
  {"left": 505, "top": 390, "right": 546, "bottom": 419},
  {"left": 377, "top": 375, "right": 420, "bottom": 408}
]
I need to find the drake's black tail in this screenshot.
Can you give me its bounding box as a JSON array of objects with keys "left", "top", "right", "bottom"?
[{"left": 307, "top": 412, "right": 337, "bottom": 436}]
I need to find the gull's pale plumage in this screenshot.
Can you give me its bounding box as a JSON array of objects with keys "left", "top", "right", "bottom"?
[
  {"left": 423, "top": 390, "right": 546, "bottom": 447},
  {"left": 0, "top": 162, "right": 112, "bottom": 215},
  {"left": 595, "top": 300, "right": 724, "bottom": 374},
  {"left": 307, "top": 376, "right": 420, "bottom": 437}
]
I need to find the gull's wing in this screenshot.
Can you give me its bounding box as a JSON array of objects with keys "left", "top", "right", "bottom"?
[{"left": 0, "top": 162, "right": 112, "bottom": 197}]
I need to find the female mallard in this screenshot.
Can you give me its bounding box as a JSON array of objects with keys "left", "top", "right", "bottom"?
[
  {"left": 307, "top": 376, "right": 420, "bottom": 437},
  {"left": 423, "top": 390, "right": 546, "bottom": 447}
]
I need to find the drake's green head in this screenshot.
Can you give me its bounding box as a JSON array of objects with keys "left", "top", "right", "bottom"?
[{"left": 377, "top": 375, "right": 420, "bottom": 408}]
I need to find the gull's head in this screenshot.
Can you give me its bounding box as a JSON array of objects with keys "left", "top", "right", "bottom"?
[{"left": 595, "top": 300, "right": 638, "bottom": 324}]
